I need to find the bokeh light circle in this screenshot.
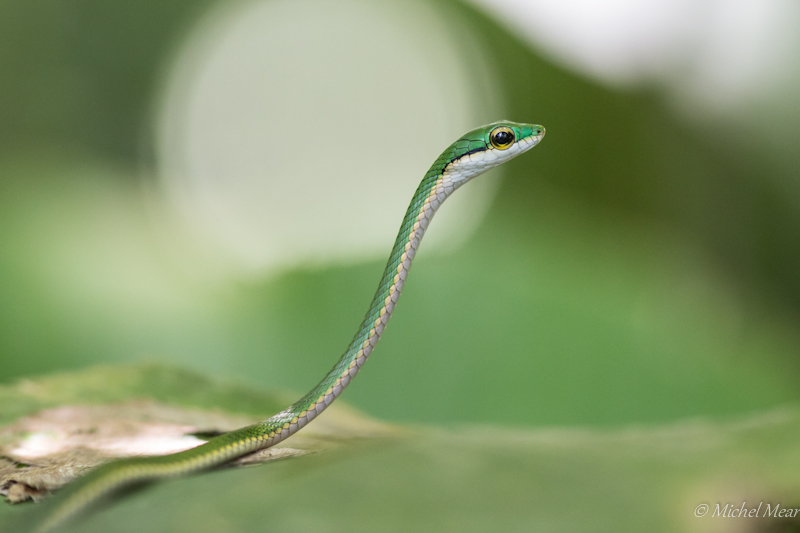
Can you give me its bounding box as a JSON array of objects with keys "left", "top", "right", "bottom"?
[{"left": 156, "top": 0, "right": 503, "bottom": 276}]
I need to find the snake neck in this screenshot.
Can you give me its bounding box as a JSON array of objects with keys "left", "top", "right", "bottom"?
[{"left": 256, "top": 168, "right": 464, "bottom": 445}]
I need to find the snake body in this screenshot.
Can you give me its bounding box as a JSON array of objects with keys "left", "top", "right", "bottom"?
[{"left": 38, "top": 121, "right": 544, "bottom": 531}]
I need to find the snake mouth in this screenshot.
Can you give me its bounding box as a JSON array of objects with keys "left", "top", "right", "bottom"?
[
  {"left": 531, "top": 125, "right": 545, "bottom": 145},
  {"left": 521, "top": 126, "right": 545, "bottom": 151}
]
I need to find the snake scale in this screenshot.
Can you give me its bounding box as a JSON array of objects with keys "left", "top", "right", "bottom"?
[{"left": 37, "top": 121, "right": 545, "bottom": 531}]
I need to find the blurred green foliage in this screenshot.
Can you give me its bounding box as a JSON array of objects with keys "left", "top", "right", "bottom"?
[
  {"left": 0, "top": 363, "right": 287, "bottom": 427},
  {"left": 15, "top": 413, "right": 798, "bottom": 533},
  {"left": 0, "top": 0, "right": 213, "bottom": 162},
  {"left": 3, "top": 366, "right": 800, "bottom": 532},
  {"left": 2, "top": 0, "right": 800, "bottom": 428},
  {"left": 2, "top": 4, "right": 800, "bottom": 529},
  {"left": 2, "top": 0, "right": 800, "bottom": 424}
]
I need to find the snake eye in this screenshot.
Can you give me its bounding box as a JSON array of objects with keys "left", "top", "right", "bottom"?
[{"left": 490, "top": 126, "right": 515, "bottom": 150}]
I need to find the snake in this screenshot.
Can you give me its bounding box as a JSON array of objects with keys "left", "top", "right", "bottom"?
[{"left": 36, "top": 121, "right": 545, "bottom": 531}]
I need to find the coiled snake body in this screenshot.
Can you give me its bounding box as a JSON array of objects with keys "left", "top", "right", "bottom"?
[{"left": 39, "top": 121, "right": 545, "bottom": 531}]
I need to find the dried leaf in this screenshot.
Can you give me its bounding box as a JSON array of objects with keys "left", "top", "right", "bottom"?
[{"left": 0, "top": 365, "right": 395, "bottom": 503}]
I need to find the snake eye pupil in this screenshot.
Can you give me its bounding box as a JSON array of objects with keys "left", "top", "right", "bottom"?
[
  {"left": 490, "top": 127, "right": 515, "bottom": 150},
  {"left": 495, "top": 131, "right": 512, "bottom": 144}
]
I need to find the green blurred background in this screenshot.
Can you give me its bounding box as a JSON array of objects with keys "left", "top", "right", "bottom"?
[{"left": 2, "top": 0, "right": 800, "bottom": 529}]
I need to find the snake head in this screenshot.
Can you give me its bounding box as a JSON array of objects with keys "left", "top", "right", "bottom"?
[{"left": 443, "top": 121, "right": 545, "bottom": 183}]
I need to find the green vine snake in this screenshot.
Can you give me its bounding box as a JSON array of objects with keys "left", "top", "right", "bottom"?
[{"left": 37, "top": 121, "right": 545, "bottom": 531}]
